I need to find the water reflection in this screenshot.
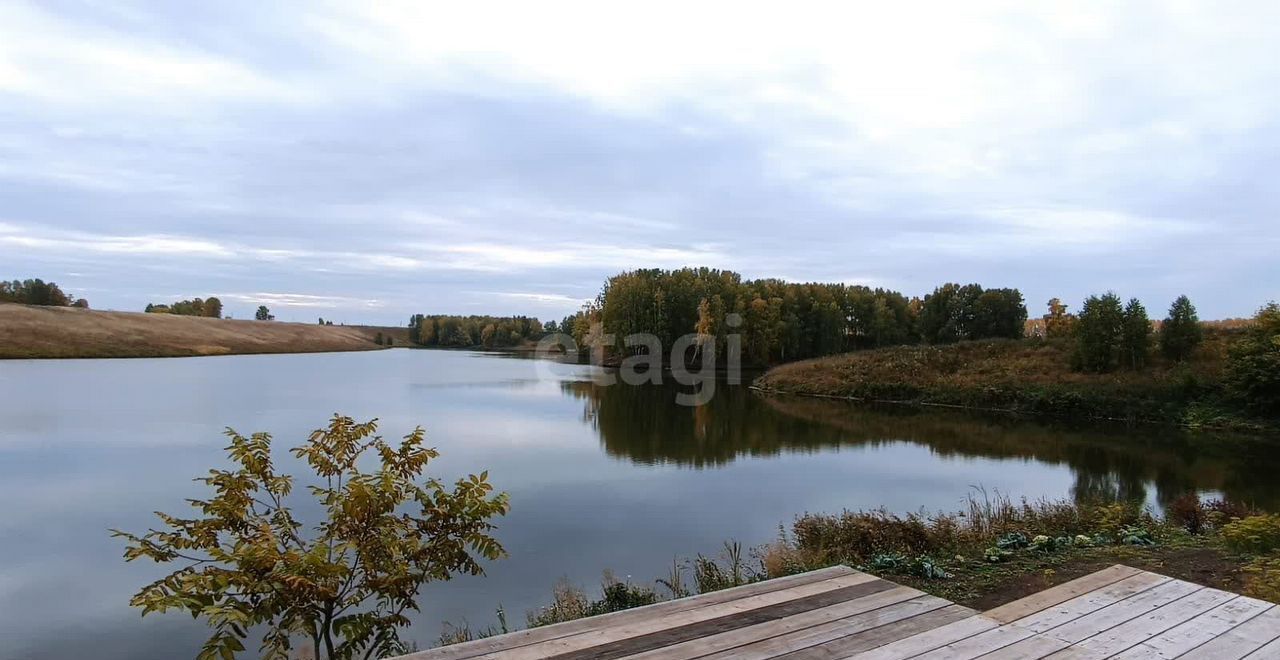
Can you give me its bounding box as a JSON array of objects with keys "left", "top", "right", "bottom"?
[{"left": 563, "top": 379, "right": 1280, "bottom": 509}]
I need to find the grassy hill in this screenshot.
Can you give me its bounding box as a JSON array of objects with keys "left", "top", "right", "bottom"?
[
  {"left": 0, "top": 303, "right": 409, "bottom": 359},
  {"left": 753, "top": 329, "right": 1266, "bottom": 429}
]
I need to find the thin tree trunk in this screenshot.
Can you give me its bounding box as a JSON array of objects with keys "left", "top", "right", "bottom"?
[{"left": 322, "top": 604, "right": 336, "bottom": 660}]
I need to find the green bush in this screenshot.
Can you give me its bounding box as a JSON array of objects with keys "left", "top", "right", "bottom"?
[
  {"left": 1225, "top": 302, "right": 1280, "bottom": 416},
  {"left": 1222, "top": 515, "right": 1280, "bottom": 554}
]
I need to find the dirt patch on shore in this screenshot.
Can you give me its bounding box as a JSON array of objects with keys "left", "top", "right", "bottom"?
[{"left": 940, "top": 544, "right": 1249, "bottom": 611}]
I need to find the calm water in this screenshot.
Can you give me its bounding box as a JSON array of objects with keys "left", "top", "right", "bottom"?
[{"left": 1, "top": 349, "right": 1277, "bottom": 659}]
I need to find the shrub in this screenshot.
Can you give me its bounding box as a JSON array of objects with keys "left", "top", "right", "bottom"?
[
  {"left": 1243, "top": 557, "right": 1280, "bottom": 603},
  {"left": 1207, "top": 499, "right": 1257, "bottom": 526},
  {"left": 112, "top": 415, "right": 510, "bottom": 660},
  {"left": 526, "top": 575, "right": 657, "bottom": 628},
  {"left": 588, "top": 580, "right": 658, "bottom": 616},
  {"left": 792, "top": 509, "right": 933, "bottom": 563},
  {"left": 526, "top": 579, "right": 590, "bottom": 627},
  {"left": 1222, "top": 515, "right": 1280, "bottom": 554},
  {"left": 693, "top": 541, "right": 752, "bottom": 593},
  {"left": 1225, "top": 302, "right": 1280, "bottom": 416},
  {"left": 1167, "top": 493, "right": 1209, "bottom": 534}
]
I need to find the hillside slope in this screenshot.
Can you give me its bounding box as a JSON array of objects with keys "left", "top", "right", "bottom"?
[
  {"left": 0, "top": 303, "right": 402, "bottom": 358},
  {"left": 753, "top": 332, "right": 1257, "bottom": 428}
]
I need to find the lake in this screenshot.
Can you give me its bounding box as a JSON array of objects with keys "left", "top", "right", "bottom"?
[{"left": 2, "top": 348, "right": 1277, "bottom": 659}]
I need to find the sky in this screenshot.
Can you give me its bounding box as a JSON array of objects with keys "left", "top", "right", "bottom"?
[{"left": 1, "top": 1, "right": 1277, "bottom": 324}]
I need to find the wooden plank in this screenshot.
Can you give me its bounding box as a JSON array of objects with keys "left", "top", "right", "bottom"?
[
  {"left": 984, "top": 565, "right": 1144, "bottom": 624},
  {"left": 400, "top": 566, "right": 858, "bottom": 659},
  {"left": 697, "top": 597, "right": 962, "bottom": 660},
  {"left": 1038, "top": 578, "right": 1202, "bottom": 646},
  {"left": 968, "top": 633, "right": 1071, "bottom": 660},
  {"left": 1009, "top": 571, "right": 1170, "bottom": 634},
  {"left": 832, "top": 613, "right": 996, "bottom": 660},
  {"left": 770, "top": 605, "right": 976, "bottom": 660},
  {"left": 1246, "top": 635, "right": 1280, "bottom": 659},
  {"left": 1045, "top": 586, "right": 1238, "bottom": 659},
  {"left": 910, "top": 571, "right": 1173, "bottom": 660},
  {"left": 545, "top": 578, "right": 897, "bottom": 660},
  {"left": 909, "top": 620, "right": 1036, "bottom": 659},
  {"left": 476, "top": 572, "right": 884, "bottom": 660},
  {"left": 618, "top": 587, "right": 931, "bottom": 660},
  {"left": 1180, "top": 606, "right": 1280, "bottom": 660},
  {"left": 1110, "top": 597, "right": 1274, "bottom": 659}
]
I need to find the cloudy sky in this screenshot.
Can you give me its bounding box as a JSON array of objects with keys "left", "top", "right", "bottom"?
[{"left": 1, "top": 1, "right": 1276, "bottom": 323}]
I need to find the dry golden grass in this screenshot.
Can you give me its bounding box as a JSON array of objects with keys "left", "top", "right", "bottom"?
[{"left": 0, "top": 302, "right": 408, "bottom": 358}]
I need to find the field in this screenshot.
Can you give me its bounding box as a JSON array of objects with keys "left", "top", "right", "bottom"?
[
  {"left": 753, "top": 329, "right": 1258, "bottom": 428},
  {"left": 0, "top": 303, "right": 410, "bottom": 359}
]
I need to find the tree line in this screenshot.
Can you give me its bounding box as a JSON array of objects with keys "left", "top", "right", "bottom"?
[
  {"left": 553, "top": 268, "right": 1027, "bottom": 365},
  {"left": 1038, "top": 293, "right": 1204, "bottom": 372},
  {"left": 1, "top": 278, "right": 88, "bottom": 308},
  {"left": 145, "top": 297, "right": 224, "bottom": 318},
  {"left": 407, "top": 314, "right": 544, "bottom": 348},
  {"left": 1054, "top": 293, "right": 1279, "bottom": 414}
]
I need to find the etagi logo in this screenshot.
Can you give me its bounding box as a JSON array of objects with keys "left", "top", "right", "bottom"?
[{"left": 533, "top": 314, "right": 744, "bottom": 407}]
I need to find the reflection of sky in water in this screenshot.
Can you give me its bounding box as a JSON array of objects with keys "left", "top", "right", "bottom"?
[{"left": 0, "top": 350, "right": 1270, "bottom": 659}]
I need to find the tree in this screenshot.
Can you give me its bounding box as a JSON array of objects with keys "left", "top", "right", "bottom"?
[
  {"left": 1044, "top": 298, "right": 1075, "bottom": 338},
  {"left": 374, "top": 331, "right": 385, "bottom": 345},
  {"left": 147, "top": 297, "right": 220, "bottom": 317},
  {"left": 1120, "top": 298, "right": 1151, "bottom": 369},
  {"left": 0, "top": 278, "right": 72, "bottom": 306},
  {"left": 1160, "top": 295, "right": 1202, "bottom": 361},
  {"left": 918, "top": 283, "right": 1024, "bottom": 343},
  {"left": 256, "top": 305, "right": 274, "bottom": 321},
  {"left": 112, "top": 415, "right": 509, "bottom": 660},
  {"left": 1225, "top": 302, "right": 1280, "bottom": 415},
  {"left": 1074, "top": 292, "right": 1124, "bottom": 372}
]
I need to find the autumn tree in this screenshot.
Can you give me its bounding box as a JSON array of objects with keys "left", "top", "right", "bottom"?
[
  {"left": 1044, "top": 298, "right": 1075, "bottom": 338},
  {"left": 113, "top": 415, "right": 509, "bottom": 660},
  {"left": 1160, "top": 295, "right": 1202, "bottom": 361},
  {"left": 204, "top": 297, "right": 223, "bottom": 319}
]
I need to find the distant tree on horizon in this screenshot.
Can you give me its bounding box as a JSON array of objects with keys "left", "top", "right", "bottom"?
[
  {"left": 255, "top": 305, "right": 274, "bottom": 321},
  {"left": 1074, "top": 292, "right": 1125, "bottom": 372},
  {"left": 918, "top": 283, "right": 1026, "bottom": 344},
  {"left": 1121, "top": 298, "right": 1151, "bottom": 369},
  {"left": 1044, "top": 298, "right": 1076, "bottom": 338},
  {"left": 1, "top": 278, "right": 75, "bottom": 307},
  {"left": 145, "top": 296, "right": 222, "bottom": 318},
  {"left": 1160, "top": 295, "right": 1203, "bottom": 361}
]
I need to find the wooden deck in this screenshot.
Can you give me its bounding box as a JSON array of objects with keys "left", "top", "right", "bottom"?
[{"left": 398, "top": 565, "right": 1280, "bottom": 659}]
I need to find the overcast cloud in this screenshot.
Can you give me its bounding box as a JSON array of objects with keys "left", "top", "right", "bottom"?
[{"left": 1, "top": 0, "right": 1277, "bottom": 323}]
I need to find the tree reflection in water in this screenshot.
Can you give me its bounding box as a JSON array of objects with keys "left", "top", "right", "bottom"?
[{"left": 561, "top": 378, "right": 1280, "bottom": 509}]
